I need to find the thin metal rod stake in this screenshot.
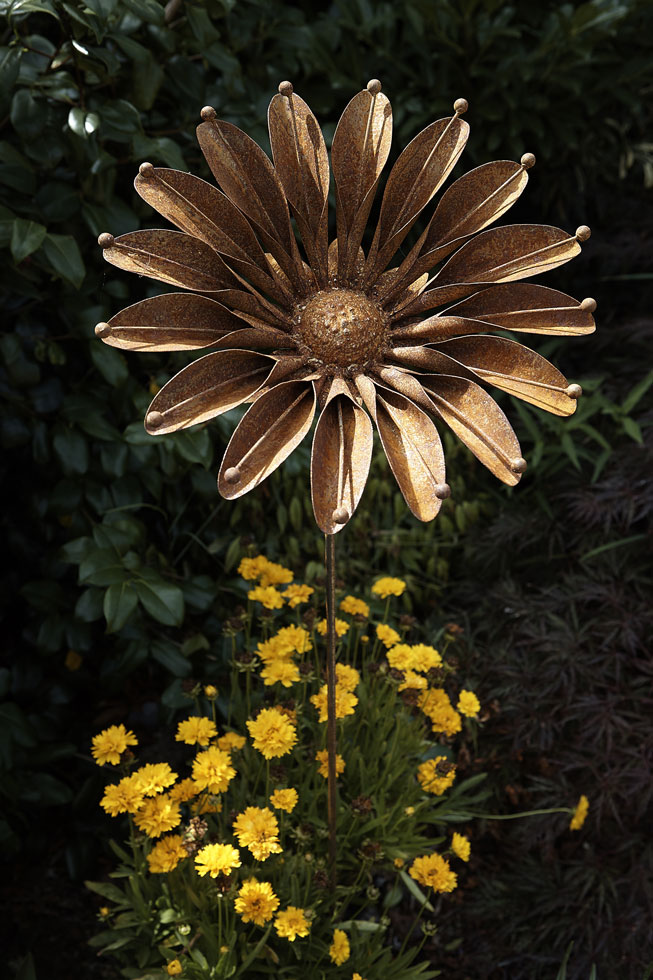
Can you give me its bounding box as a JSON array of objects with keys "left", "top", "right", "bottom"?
[{"left": 325, "top": 531, "right": 338, "bottom": 883}]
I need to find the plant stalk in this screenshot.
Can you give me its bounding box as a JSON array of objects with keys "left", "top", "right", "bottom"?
[{"left": 325, "top": 531, "right": 338, "bottom": 883}]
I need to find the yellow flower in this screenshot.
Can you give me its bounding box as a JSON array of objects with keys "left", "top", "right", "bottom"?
[
  {"left": 398, "top": 670, "right": 428, "bottom": 691},
  {"left": 339, "top": 595, "right": 370, "bottom": 617},
  {"left": 192, "top": 745, "right": 236, "bottom": 794},
  {"left": 409, "top": 853, "right": 457, "bottom": 893},
  {"left": 353, "top": 974, "right": 368, "bottom": 980},
  {"left": 169, "top": 778, "right": 198, "bottom": 804},
  {"left": 376, "top": 624, "right": 401, "bottom": 648},
  {"left": 100, "top": 773, "right": 145, "bottom": 816},
  {"left": 404, "top": 806, "right": 415, "bottom": 816},
  {"left": 247, "top": 708, "right": 297, "bottom": 759},
  {"left": 195, "top": 842, "right": 242, "bottom": 877},
  {"left": 451, "top": 832, "right": 471, "bottom": 862},
  {"left": 147, "top": 834, "right": 188, "bottom": 873},
  {"left": 316, "top": 617, "right": 349, "bottom": 637},
  {"left": 274, "top": 906, "right": 311, "bottom": 941},
  {"left": 371, "top": 577, "right": 406, "bottom": 599},
  {"left": 410, "top": 644, "right": 442, "bottom": 672},
  {"left": 335, "top": 663, "right": 360, "bottom": 691},
  {"left": 204, "top": 684, "right": 218, "bottom": 698},
  {"left": 166, "top": 959, "right": 182, "bottom": 976},
  {"left": 234, "top": 878, "right": 279, "bottom": 925},
  {"left": 238, "top": 555, "right": 270, "bottom": 580},
  {"left": 269, "top": 788, "right": 298, "bottom": 813},
  {"left": 419, "top": 688, "right": 462, "bottom": 736},
  {"left": 258, "top": 561, "right": 294, "bottom": 587},
  {"left": 283, "top": 584, "right": 314, "bottom": 608},
  {"left": 275, "top": 624, "right": 313, "bottom": 653},
  {"left": 386, "top": 643, "right": 415, "bottom": 670},
  {"left": 457, "top": 689, "right": 480, "bottom": 717},
  {"left": 570, "top": 794, "right": 589, "bottom": 831},
  {"left": 216, "top": 731, "right": 246, "bottom": 752},
  {"left": 133, "top": 762, "right": 178, "bottom": 797},
  {"left": 134, "top": 794, "right": 182, "bottom": 838},
  {"left": 393, "top": 857, "right": 405, "bottom": 869},
  {"left": 316, "top": 749, "right": 345, "bottom": 778},
  {"left": 91, "top": 724, "right": 138, "bottom": 766},
  {"left": 329, "top": 929, "right": 350, "bottom": 965},
  {"left": 261, "top": 660, "right": 300, "bottom": 688},
  {"left": 99, "top": 907, "right": 110, "bottom": 918},
  {"left": 233, "top": 807, "right": 282, "bottom": 861},
  {"left": 310, "top": 685, "right": 358, "bottom": 722},
  {"left": 175, "top": 716, "right": 218, "bottom": 746},
  {"left": 65, "top": 649, "right": 83, "bottom": 671},
  {"left": 417, "top": 757, "right": 456, "bottom": 796},
  {"left": 247, "top": 585, "right": 284, "bottom": 609}
]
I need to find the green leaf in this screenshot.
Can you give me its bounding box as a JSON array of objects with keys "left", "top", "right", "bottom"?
[
  {"left": 399, "top": 870, "right": 434, "bottom": 911},
  {"left": 78, "top": 548, "right": 127, "bottom": 586},
  {"left": 85, "top": 878, "right": 128, "bottom": 904},
  {"left": 90, "top": 342, "right": 128, "bottom": 386},
  {"left": 104, "top": 582, "right": 139, "bottom": 631},
  {"left": 52, "top": 427, "right": 89, "bottom": 475},
  {"left": 40, "top": 234, "right": 85, "bottom": 288},
  {"left": 10, "top": 217, "right": 46, "bottom": 263},
  {"left": 15, "top": 952, "right": 37, "bottom": 980},
  {"left": 134, "top": 576, "right": 184, "bottom": 626},
  {"left": 622, "top": 416, "right": 643, "bottom": 443}
]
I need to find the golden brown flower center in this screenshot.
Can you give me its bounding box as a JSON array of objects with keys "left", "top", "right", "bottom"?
[{"left": 295, "top": 288, "right": 387, "bottom": 368}]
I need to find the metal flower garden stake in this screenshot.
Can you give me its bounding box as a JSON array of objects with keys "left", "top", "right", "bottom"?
[{"left": 96, "top": 79, "right": 595, "bottom": 877}]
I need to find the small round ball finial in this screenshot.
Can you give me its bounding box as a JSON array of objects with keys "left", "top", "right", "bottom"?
[
  {"left": 511, "top": 457, "right": 528, "bottom": 475},
  {"left": 200, "top": 105, "right": 216, "bottom": 121},
  {"left": 278, "top": 80, "right": 294, "bottom": 97},
  {"left": 566, "top": 383, "right": 583, "bottom": 399},
  {"left": 94, "top": 322, "right": 112, "bottom": 338},
  {"left": 224, "top": 466, "right": 240, "bottom": 485},
  {"left": 146, "top": 411, "right": 164, "bottom": 430},
  {"left": 367, "top": 79, "right": 382, "bottom": 95},
  {"left": 98, "top": 232, "right": 114, "bottom": 249},
  {"left": 520, "top": 152, "right": 536, "bottom": 169},
  {"left": 580, "top": 297, "right": 597, "bottom": 312},
  {"left": 576, "top": 225, "right": 591, "bottom": 242},
  {"left": 138, "top": 161, "right": 154, "bottom": 178},
  {"left": 332, "top": 507, "right": 350, "bottom": 525},
  {"left": 435, "top": 483, "right": 451, "bottom": 500},
  {"left": 453, "top": 98, "right": 468, "bottom": 115}
]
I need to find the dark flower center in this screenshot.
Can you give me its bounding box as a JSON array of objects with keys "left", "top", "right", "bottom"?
[{"left": 295, "top": 288, "right": 388, "bottom": 368}]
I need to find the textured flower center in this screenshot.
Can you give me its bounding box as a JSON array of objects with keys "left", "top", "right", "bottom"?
[{"left": 296, "top": 288, "right": 387, "bottom": 367}]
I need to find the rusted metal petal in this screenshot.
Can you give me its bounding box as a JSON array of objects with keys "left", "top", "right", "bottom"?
[
  {"left": 209, "top": 325, "right": 295, "bottom": 352},
  {"left": 98, "top": 294, "right": 244, "bottom": 351},
  {"left": 212, "top": 288, "right": 291, "bottom": 329},
  {"left": 435, "top": 335, "right": 578, "bottom": 415},
  {"left": 269, "top": 85, "right": 329, "bottom": 279},
  {"left": 311, "top": 378, "right": 373, "bottom": 534},
  {"left": 364, "top": 110, "right": 469, "bottom": 285},
  {"left": 389, "top": 345, "right": 477, "bottom": 380},
  {"left": 420, "top": 375, "right": 524, "bottom": 484},
  {"left": 218, "top": 380, "right": 316, "bottom": 498},
  {"left": 133, "top": 166, "right": 290, "bottom": 305},
  {"left": 395, "top": 224, "right": 584, "bottom": 318},
  {"left": 328, "top": 239, "right": 364, "bottom": 279},
  {"left": 196, "top": 112, "right": 308, "bottom": 291},
  {"left": 144, "top": 350, "right": 275, "bottom": 434},
  {"left": 393, "top": 282, "right": 494, "bottom": 317},
  {"left": 434, "top": 224, "right": 582, "bottom": 286},
  {"left": 390, "top": 314, "right": 478, "bottom": 344},
  {"left": 381, "top": 160, "right": 529, "bottom": 302},
  {"left": 370, "top": 383, "right": 448, "bottom": 522},
  {"left": 445, "top": 283, "right": 597, "bottom": 336},
  {"left": 101, "top": 230, "right": 239, "bottom": 292},
  {"left": 331, "top": 81, "right": 393, "bottom": 278}
]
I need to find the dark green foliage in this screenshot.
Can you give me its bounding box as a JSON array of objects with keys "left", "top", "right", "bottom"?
[{"left": 2, "top": 0, "right": 652, "bottom": 977}]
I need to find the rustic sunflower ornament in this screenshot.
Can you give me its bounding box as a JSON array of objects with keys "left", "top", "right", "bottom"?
[{"left": 96, "top": 79, "right": 595, "bottom": 535}]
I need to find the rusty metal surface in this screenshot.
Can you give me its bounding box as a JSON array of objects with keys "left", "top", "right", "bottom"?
[{"left": 97, "top": 79, "right": 595, "bottom": 534}]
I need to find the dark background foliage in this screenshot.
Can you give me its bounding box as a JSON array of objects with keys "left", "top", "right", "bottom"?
[{"left": 1, "top": 0, "right": 652, "bottom": 977}]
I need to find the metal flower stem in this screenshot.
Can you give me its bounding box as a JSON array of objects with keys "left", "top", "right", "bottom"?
[{"left": 325, "top": 531, "right": 338, "bottom": 880}]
